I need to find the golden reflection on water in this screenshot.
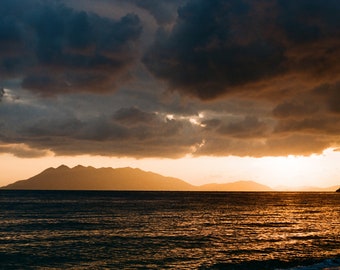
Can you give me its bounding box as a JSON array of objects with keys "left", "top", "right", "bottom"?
[{"left": 0, "top": 191, "right": 339, "bottom": 269}]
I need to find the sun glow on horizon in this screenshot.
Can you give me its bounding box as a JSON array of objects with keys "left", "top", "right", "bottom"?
[
  {"left": 0, "top": 148, "right": 339, "bottom": 189},
  {"left": 252, "top": 154, "right": 327, "bottom": 188}
]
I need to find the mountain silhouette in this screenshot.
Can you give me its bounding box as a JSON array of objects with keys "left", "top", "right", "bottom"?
[
  {"left": 1, "top": 165, "right": 194, "bottom": 191},
  {"left": 275, "top": 185, "right": 340, "bottom": 192},
  {"left": 199, "top": 181, "right": 272, "bottom": 191},
  {"left": 1, "top": 165, "right": 275, "bottom": 191}
]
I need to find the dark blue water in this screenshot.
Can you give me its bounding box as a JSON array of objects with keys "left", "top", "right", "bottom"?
[{"left": 0, "top": 191, "right": 339, "bottom": 269}]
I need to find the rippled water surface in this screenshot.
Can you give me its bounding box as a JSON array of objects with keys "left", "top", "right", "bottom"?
[{"left": 0, "top": 191, "right": 339, "bottom": 269}]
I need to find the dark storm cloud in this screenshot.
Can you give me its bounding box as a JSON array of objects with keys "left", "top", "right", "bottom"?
[
  {"left": 194, "top": 134, "right": 332, "bottom": 157},
  {"left": 1, "top": 0, "right": 340, "bottom": 159},
  {"left": 0, "top": 97, "right": 202, "bottom": 158},
  {"left": 113, "top": 107, "right": 158, "bottom": 125},
  {"left": 125, "top": 0, "right": 184, "bottom": 25},
  {"left": 0, "top": 0, "right": 142, "bottom": 95},
  {"left": 143, "top": 0, "right": 340, "bottom": 100},
  {"left": 1, "top": 91, "right": 339, "bottom": 158},
  {"left": 272, "top": 100, "right": 320, "bottom": 119},
  {"left": 0, "top": 143, "right": 49, "bottom": 158},
  {"left": 23, "top": 118, "right": 84, "bottom": 138},
  {"left": 0, "top": 88, "right": 4, "bottom": 102},
  {"left": 277, "top": 0, "right": 339, "bottom": 44},
  {"left": 274, "top": 116, "right": 340, "bottom": 136},
  {"left": 217, "top": 116, "right": 270, "bottom": 139},
  {"left": 313, "top": 82, "right": 340, "bottom": 114}
]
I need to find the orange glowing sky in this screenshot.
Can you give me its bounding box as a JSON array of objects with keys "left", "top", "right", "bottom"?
[{"left": 1, "top": 148, "right": 340, "bottom": 188}]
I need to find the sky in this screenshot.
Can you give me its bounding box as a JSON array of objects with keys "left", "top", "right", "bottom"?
[{"left": 0, "top": 0, "right": 340, "bottom": 188}]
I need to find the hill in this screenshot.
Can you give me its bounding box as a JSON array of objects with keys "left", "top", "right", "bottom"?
[
  {"left": 275, "top": 185, "right": 340, "bottom": 192},
  {"left": 199, "top": 181, "right": 272, "bottom": 191},
  {"left": 1, "top": 165, "right": 276, "bottom": 191},
  {"left": 1, "top": 165, "right": 194, "bottom": 191}
]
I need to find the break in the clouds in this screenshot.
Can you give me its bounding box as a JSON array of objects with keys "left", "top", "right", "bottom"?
[{"left": 0, "top": 0, "right": 340, "bottom": 158}]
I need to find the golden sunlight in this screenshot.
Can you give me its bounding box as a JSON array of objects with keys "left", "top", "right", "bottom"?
[
  {"left": 252, "top": 148, "right": 340, "bottom": 188},
  {"left": 257, "top": 155, "right": 318, "bottom": 187},
  {"left": 1, "top": 148, "right": 339, "bottom": 189}
]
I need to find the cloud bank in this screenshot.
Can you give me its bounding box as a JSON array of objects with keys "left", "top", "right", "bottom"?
[
  {"left": 144, "top": 0, "right": 339, "bottom": 100},
  {"left": 0, "top": 0, "right": 142, "bottom": 95},
  {"left": 0, "top": 0, "right": 339, "bottom": 158}
]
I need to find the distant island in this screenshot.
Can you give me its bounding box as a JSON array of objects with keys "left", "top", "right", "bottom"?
[
  {"left": 2, "top": 165, "right": 339, "bottom": 192},
  {"left": 1, "top": 165, "right": 273, "bottom": 191},
  {"left": 275, "top": 185, "right": 340, "bottom": 192}
]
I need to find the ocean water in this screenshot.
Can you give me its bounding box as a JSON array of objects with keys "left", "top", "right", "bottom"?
[{"left": 0, "top": 191, "right": 339, "bottom": 270}]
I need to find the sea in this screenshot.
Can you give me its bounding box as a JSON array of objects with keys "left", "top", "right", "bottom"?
[{"left": 0, "top": 191, "right": 339, "bottom": 270}]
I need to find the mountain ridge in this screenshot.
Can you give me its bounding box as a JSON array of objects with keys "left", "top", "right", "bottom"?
[
  {"left": 1, "top": 165, "right": 193, "bottom": 191},
  {"left": 274, "top": 185, "right": 340, "bottom": 192},
  {"left": 198, "top": 180, "right": 272, "bottom": 191},
  {"left": 2, "top": 165, "right": 274, "bottom": 191}
]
